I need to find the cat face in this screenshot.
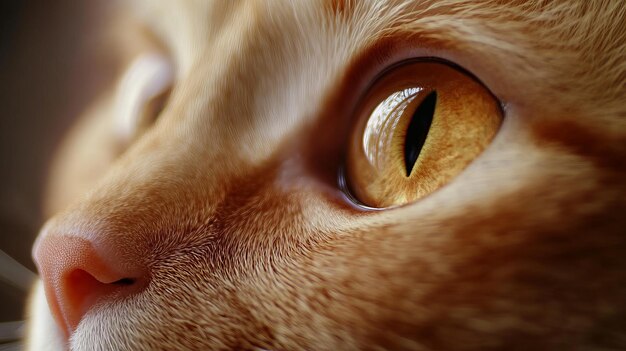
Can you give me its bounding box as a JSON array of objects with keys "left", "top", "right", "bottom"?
[{"left": 28, "top": 1, "right": 626, "bottom": 350}]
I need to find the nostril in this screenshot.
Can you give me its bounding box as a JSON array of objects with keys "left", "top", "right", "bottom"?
[
  {"left": 67, "top": 270, "right": 137, "bottom": 290},
  {"left": 34, "top": 233, "right": 147, "bottom": 338},
  {"left": 64, "top": 270, "right": 138, "bottom": 329},
  {"left": 112, "top": 278, "right": 136, "bottom": 286}
]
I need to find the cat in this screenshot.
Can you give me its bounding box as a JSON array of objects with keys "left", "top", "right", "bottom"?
[{"left": 26, "top": 0, "right": 626, "bottom": 350}]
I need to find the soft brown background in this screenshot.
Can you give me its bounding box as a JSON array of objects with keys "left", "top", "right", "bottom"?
[{"left": 0, "top": 0, "right": 111, "bottom": 323}]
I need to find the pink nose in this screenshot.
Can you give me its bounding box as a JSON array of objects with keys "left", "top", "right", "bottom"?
[{"left": 33, "top": 229, "right": 146, "bottom": 337}]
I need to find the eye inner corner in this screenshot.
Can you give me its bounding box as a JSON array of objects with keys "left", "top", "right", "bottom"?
[{"left": 404, "top": 90, "right": 437, "bottom": 177}]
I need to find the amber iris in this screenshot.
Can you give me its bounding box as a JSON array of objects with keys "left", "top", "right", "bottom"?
[{"left": 345, "top": 60, "right": 502, "bottom": 208}]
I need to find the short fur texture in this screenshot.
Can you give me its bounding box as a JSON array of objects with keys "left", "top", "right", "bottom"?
[{"left": 27, "top": 0, "right": 626, "bottom": 350}]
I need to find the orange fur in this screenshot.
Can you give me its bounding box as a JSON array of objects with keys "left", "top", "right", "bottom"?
[{"left": 27, "top": 1, "right": 626, "bottom": 350}]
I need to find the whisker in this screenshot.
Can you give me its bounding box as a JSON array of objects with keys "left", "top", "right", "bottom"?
[
  {"left": 0, "top": 320, "right": 25, "bottom": 343},
  {"left": 0, "top": 249, "right": 37, "bottom": 292},
  {"left": 0, "top": 342, "right": 24, "bottom": 351}
]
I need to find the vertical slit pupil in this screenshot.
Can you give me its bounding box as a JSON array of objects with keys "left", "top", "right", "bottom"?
[{"left": 404, "top": 91, "right": 437, "bottom": 177}]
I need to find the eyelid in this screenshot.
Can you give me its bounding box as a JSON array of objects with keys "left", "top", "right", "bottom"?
[{"left": 114, "top": 53, "right": 174, "bottom": 143}]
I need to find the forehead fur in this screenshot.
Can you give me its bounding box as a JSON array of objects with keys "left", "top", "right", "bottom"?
[{"left": 131, "top": 0, "right": 625, "bottom": 120}]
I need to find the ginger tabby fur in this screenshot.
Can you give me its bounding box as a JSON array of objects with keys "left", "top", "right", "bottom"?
[{"left": 27, "top": 0, "right": 626, "bottom": 350}]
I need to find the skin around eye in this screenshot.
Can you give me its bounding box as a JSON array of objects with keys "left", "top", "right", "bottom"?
[{"left": 344, "top": 60, "right": 502, "bottom": 208}]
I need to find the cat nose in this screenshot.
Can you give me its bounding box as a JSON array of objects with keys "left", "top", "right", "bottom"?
[{"left": 33, "top": 224, "right": 147, "bottom": 337}]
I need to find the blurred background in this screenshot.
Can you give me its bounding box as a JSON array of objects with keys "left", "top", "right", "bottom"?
[{"left": 0, "top": 1, "right": 113, "bottom": 347}]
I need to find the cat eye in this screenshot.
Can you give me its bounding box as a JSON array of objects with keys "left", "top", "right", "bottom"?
[
  {"left": 343, "top": 60, "right": 502, "bottom": 208},
  {"left": 114, "top": 53, "right": 174, "bottom": 145}
]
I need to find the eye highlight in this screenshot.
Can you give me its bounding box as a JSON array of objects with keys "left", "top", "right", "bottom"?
[{"left": 344, "top": 60, "right": 502, "bottom": 208}]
